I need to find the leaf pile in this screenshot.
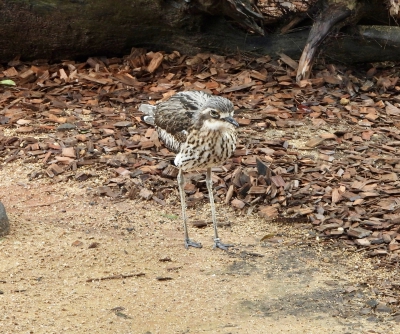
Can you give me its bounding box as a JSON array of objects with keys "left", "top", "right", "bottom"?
[{"left": 1, "top": 49, "right": 400, "bottom": 263}]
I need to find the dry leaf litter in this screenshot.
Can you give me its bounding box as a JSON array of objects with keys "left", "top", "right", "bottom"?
[{"left": 1, "top": 49, "right": 400, "bottom": 320}]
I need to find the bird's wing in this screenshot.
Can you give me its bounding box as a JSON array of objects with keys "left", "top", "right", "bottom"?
[
  {"left": 139, "top": 103, "right": 156, "bottom": 125},
  {"left": 154, "top": 91, "right": 209, "bottom": 135},
  {"left": 139, "top": 103, "right": 156, "bottom": 116}
]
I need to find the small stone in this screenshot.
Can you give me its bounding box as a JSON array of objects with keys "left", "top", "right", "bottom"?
[
  {"left": 370, "top": 238, "right": 384, "bottom": 245},
  {"left": 354, "top": 238, "right": 371, "bottom": 246},
  {"left": 231, "top": 198, "right": 245, "bottom": 209},
  {"left": 393, "top": 314, "right": 400, "bottom": 322},
  {"left": 366, "top": 299, "right": 379, "bottom": 308},
  {"left": 359, "top": 308, "right": 370, "bottom": 315},
  {"left": 375, "top": 303, "right": 391, "bottom": 313},
  {"left": 382, "top": 233, "right": 392, "bottom": 243},
  {"left": 344, "top": 286, "right": 357, "bottom": 293},
  {"left": 72, "top": 240, "right": 83, "bottom": 247},
  {"left": 113, "top": 121, "right": 132, "bottom": 127},
  {"left": 57, "top": 123, "right": 76, "bottom": 131},
  {"left": 139, "top": 188, "right": 153, "bottom": 200},
  {"left": 0, "top": 202, "right": 10, "bottom": 237}
]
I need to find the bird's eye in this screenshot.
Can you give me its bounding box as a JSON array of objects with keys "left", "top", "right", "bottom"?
[{"left": 210, "top": 110, "right": 219, "bottom": 118}]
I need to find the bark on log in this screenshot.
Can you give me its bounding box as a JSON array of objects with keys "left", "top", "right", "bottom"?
[
  {"left": 296, "top": 3, "right": 352, "bottom": 81},
  {"left": 0, "top": 0, "right": 399, "bottom": 65}
]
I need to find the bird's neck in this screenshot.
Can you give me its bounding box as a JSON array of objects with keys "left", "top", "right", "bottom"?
[{"left": 200, "top": 119, "right": 234, "bottom": 132}]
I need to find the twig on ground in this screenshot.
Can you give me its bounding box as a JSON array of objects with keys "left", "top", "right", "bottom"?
[{"left": 86, "top": 272, "right": 145, "bottom": 282}]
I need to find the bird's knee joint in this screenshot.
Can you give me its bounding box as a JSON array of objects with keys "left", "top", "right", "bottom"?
[{"left": 178, "top": 175, "right": 185, "bottom": 186}]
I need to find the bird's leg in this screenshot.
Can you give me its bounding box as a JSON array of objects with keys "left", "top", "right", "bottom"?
[
  {"left": 178, "top": 169, "right": 202, "bottom": 249},
  {"left": 206, "top": 168, "right": 233, "bottom": 251}
]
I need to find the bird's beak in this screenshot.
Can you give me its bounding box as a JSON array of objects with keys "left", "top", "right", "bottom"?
[{"left": 224, "top": 116, "right": 239, "bottom": 127}]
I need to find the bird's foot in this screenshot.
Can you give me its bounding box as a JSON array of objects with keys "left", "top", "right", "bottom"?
[
  {"left": 213, "top": 238, "right": 234, "bottom": 251},
  {"left": 185, "top": 239, "right": 202, "bottom": 249}
]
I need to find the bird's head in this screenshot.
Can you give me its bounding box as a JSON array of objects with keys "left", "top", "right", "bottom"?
[{"left": 198, "top": 97, "right": 239, "bottom": 131}]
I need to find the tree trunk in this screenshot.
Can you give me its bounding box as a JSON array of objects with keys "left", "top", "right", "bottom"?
[{"left": 0, "top": 0, "right": 398, "bottom": 64}]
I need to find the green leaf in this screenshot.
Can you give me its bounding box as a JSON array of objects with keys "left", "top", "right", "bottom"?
[
  {"left": 114, "top": 312, "right": 133, "bottom": 319},
  {"left": 0, "top": 79, "right": 16, "bottom": 86},
  {"left": 161, "top": 213, "right": 179, "bottom": 220}
]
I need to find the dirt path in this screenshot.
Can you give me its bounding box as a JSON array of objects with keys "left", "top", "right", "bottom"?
[{"left": 0, "top": 163, "right": 398, "bottom": 333}]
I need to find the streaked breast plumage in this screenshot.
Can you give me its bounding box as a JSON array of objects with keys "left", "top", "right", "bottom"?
[{"left": 139, "top": 90, "right": 238, "bottom": 171}]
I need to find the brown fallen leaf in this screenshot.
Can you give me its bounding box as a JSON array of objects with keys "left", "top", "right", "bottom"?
[
  {"left": 260, "top": 233, "right": 275, "bottom": 242},
  {"left": 332, "top": 188, "right": 342, "bottom": 204},
  {"left": 231, "top": 198, "right": 245, "bottom": 209},
  {"left": 305, "top": 137, "right": 326, "bottom": 148},
  {"left": 139, "top": 188, "right": 153, "bottom": 200},
  {"left": 147, "top": 52, "right": 164, "bottom": 73},
  {"left": 72, "top": 240, "right": 83, "bottom": 247},
  {"left": 258, "top": 206, "right": 278, "bottom": 219}
]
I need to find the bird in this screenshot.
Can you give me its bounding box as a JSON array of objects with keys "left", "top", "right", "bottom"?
[{"left": 139, "top": 90, "right": 239, "bottom": 250}]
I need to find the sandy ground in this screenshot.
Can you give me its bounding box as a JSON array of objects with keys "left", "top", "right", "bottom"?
[{"left": 0, "top": 163, "right": 398, "bottom": 334}]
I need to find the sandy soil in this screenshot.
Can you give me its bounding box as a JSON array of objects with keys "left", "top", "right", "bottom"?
[{"left": 0, "top": 162, "right": 398, "bottom": 334}]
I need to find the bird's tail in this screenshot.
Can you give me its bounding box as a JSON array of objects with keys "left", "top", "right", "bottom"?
[{"left": 139, "top": 104, "right": 156, "bottom": 125}]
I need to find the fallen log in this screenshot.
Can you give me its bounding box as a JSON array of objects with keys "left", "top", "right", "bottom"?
[{"left": 0, "top": 0, "right": 398, "bottom": 67}]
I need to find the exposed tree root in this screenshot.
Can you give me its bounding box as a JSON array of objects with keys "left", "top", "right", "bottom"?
[{"left": 296, "top": 3, "right": 352, "bottom": 82}]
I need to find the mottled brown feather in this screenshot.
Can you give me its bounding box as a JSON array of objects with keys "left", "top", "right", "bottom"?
[{"left": 140, "top": 90, "right": 237, "bottom": 167}]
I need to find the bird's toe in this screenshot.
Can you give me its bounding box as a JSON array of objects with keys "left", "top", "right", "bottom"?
[
  {"left": 213, "top": 239, "right": 234, "bottom": 251},
  {"left": 185, "top": 239, "right": 202, "bottom": 249}
]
